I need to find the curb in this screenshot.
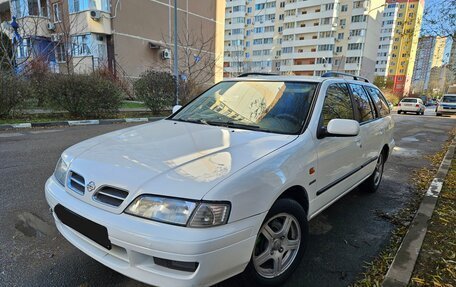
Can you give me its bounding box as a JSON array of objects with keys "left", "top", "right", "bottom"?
[
  {"left": 383, "top": 135, "right": 456, "bottom": 287},
  {"left": 0, "top": 117, "right": 164, "bottom": 131}
]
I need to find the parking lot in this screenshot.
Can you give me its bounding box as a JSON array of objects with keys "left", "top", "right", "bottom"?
[{"left": 0, "top": 109, "right": 455, "bottom": 287}]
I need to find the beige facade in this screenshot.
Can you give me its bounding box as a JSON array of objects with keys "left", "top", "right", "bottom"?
[
  {"left": 1, "top": 0, "right": 224, "bottom": 84},
  {"left": 110, "top": 0, "right": 225, "bottom": 84}
]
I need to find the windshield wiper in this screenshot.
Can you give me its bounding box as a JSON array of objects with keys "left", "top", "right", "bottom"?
[
  {"left": 172, "top": 118, "right": 209, "bottom": 125},
  {"left": 205, "top": 120, "right": 262, "bottom": 130}
]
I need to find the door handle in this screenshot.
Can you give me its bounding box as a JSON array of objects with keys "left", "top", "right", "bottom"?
[{"left": 356, "top": 139, "right": 362, "bottom": 148}]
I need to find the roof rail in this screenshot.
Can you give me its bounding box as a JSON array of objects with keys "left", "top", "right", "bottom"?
[
  {"left": 237, "top": 72, "right": 279, "bottom": 77},
  {"left": 321, "top": 71, "right": 370, "bottom": 83}
]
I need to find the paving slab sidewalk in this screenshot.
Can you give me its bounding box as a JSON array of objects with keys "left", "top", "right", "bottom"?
[{"left": 382, "top": 136, "right": 456, "bottom": 287}]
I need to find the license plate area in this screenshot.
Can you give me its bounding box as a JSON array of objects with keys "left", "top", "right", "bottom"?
[{"left": 54, "top": 204, "right": 112, "bottom": 250}]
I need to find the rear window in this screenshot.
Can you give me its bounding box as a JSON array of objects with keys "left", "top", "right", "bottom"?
[
  {"left": 401, "top": 98, "right": 418, "bottom": 103},
  {"left": 442, "top": 95, "right": 456, "bottom": 103}
]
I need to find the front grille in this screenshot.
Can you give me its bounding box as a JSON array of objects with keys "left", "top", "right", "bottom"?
[
  {"left": 93, "top": 187, "right": 129, "bottom": 207},
  {"left": 68, "top": 171, "right": 85, "bottom": 195}
]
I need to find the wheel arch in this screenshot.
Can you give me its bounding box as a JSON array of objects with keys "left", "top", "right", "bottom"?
[
  {"left": 381, "top": 144, "right": 390, "bottom": 161},
  {"left": 277, "top": 185, "right": 309, "bottom": 216}
]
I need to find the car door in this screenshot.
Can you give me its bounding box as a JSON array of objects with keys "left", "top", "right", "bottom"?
[
  {"left": 314, "top": 83, "right": 363, "bottom": 210},
  {"left": 348, "top": 83, "right": 383, "bottom": 180}
]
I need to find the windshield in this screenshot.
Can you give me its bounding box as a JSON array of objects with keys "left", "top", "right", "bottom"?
[
  {"left": 442, "top": 96, "right": 456, "bottom": 103},
  {"left": 401, "top": 98, "right": 418, "bottom": 103},
  {"left": 170, "top": 81, "right": 318, "bottom": 134}
]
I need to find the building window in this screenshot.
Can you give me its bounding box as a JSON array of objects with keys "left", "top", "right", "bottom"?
[
  {"left": 336, "top": 46, "right": 342, "bottom": 53},
  {"left": 351, "top": 15, "right": 367, "bottom": 23},
  {"left": 347, "top": 43, "right": 363, "bottom": 50},
  {"left": 72, "top": 34, "right": 92, "bottom": 56},
  {"left": 16, "top": 39, "right": 30, "bottom": 59},
  {"left": 324, "top": 3, "right": 334, "bottom": 10},
  {"left": 337, "top": 33, "right": 344, "bottom": 40},
  {"left": 11, "top": 0, "right": 49, "bottom": 18},
  {"left": 318, "top": 44, "right": 334, "bottom": 51},
  {"left": 340, "top": 19, "right": 346, "bottom": 26},
  {"left": 56, "top": 43, "right": 66, "bottom": 62},
  {"left": 69, "top": 0, "right": 110, "bottom": 13},
  {"left": 53, "top": 2, "right": 61, "bottom": 22},
  {"left": 341, "top": 4, "right": 348, "bottom": 12}
]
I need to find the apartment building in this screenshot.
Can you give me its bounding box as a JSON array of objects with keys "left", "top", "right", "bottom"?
[
  {"left": 223, "top": 0, "right": 385, "bottom": 81},
  {"left": 374, "top": 0, "right": 423, "bottom": 96},
  {"left": 0, "top": 0, "right": 224, "bottom": 83},
  {"left": 411, "top": 36, "right": 449, "bottom": 93}
]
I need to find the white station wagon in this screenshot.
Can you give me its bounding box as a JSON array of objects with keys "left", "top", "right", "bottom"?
[{"left": 45, "top": 72, "right": 395, "bottom": 287}]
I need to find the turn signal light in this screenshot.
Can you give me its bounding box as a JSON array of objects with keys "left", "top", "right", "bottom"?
[{"left": 415, "top": 104, "right": 419, "bottom": 107}]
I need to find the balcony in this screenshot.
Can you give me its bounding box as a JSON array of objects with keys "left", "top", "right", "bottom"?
[
  {"left": 284, "top": 9, "right": 338, "bottom": 23},
  {"left": 69, "top": 11, "right": 112, "bottom": 35},
  {"left": 284, "top": 0, "right": 335, "bottom": 10},
  {"left": 282, "top": 37, "right": 335, "bottom": 47},
  {"left": 281, "top": 50, "right": 334, "bottom": 59},
  {"left": 280, "top": 63, "right": 330, "bottom": 72},
  {"left": 283, "top": 24, "right": 336, "bottom": 36}
]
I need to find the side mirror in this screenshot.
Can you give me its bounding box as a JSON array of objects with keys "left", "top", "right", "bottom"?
[
  {"left": 172, "top": 105, "right": 182, "bottom": 114},
  {"left": 326, "top": 119, "right": 360, "bottom": 136}
]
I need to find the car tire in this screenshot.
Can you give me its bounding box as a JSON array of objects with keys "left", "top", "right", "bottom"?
[
  {"left": 416, "top": 111, "right": 420, "bottom": 115},
  {"left": 361, "top": 151, "right": 386, "bottom": 193},
  {"left": 436, "top": 113, "right": 442, "bottom": 117},
  {"left": 242, "top": 198, "right": 308, "bottom": 287},
  {"left": 397, "top": 110, "right": 401, "bottom": 114}
]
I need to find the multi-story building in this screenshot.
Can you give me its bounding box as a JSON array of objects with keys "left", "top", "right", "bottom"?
[
  {"left": 224, "top": 0, "right": 385, "bottom": 81},
  {"left": 0, "top": 0, "right": 224, "bottom": 84},
  {"left": 411, "top": 36, "right": 449, "bottom": 94},
  {"left": 374, "top": 0, "right": 424, "bottom": 96}
]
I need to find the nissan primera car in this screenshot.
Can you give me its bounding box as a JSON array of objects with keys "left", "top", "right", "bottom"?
[{"left": 46, "top": 73, "right": 394, "bottom": 287}]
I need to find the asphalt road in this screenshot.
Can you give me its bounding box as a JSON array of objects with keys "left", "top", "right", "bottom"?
[{"left": 0, "top": 110, "right": 455, "bottom": 287}]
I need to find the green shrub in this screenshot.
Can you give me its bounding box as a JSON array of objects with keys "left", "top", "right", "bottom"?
[
  {"left": 134, "top": 70, "right": 175, "bottom": 113},
  {"left": 46, "top": 73, "right": 123, "bottom": 117},
  {"left": 0, "top": 72, "right": 30, "bottom": 117}
]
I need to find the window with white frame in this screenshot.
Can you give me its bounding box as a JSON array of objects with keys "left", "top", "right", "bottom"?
[
  {"left": 53, "top": 2, "right": 62, "bottom": 22},
  {"left": 68, "top": 0, "right": 110, "bottom": 13},
  {"left": 56, "top": 43, "right": 67, "bottom": 62},
  {"left": 11, "top": 0, "right": 49, "bottom": 18},
  {"left": 72, "top": 34, "right": 92, "bottom": 56}
]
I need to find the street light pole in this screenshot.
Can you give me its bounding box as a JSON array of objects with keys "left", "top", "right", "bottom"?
[{"left": 173, "top": 0, "right": 179, "bottom": 105}]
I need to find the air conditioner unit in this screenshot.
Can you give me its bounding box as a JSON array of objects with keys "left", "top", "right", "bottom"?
[
  {"left": 162, "top": 49, "right": 171, "bottom": 60},
  {"left": 47, "top": 22, "right": 56, "bottom": 31},
  {"left": 51, "top": 34, "right": 60, "bottom": 42},
  {"left": 90, "top": 10, "right": 101, "bottom": 21}
]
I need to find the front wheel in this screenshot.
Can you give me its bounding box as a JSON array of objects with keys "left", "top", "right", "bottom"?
[
  {"left": 397, "top": 110, "right": 401, "bottom": 114},
  {"left": 361, "top": 152, "right": 385, "bottom": 193},
  {"left": 242, "top": 198, "right": 308, "bottom": 286}
]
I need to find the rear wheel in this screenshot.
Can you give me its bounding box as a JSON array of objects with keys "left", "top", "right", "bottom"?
[
  {"left": 397, "top": 110, "right": 401, "bottom": 114},
  {"left": 436, "top": 113, "right": 442, "bottom": 116},
  {"left": 361, "top": 151, "right": 385, "bottom": 193},
  {"left": 242, "top": 198, "right": 308, "bottom": 286}
]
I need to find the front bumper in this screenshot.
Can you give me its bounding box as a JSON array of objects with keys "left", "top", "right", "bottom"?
[
  {"left": 437, "top": 107, "right": 456, "bottom": 114},
  {"left": 45, "top": 177, "right": 263, "bottom": 287}
]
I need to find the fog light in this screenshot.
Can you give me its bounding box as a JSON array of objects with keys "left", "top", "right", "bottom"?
[{"left": 153, "top": 257, "right": 199, "bottom": 272}]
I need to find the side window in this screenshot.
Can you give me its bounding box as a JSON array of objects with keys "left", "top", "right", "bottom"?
[
  {"left": 321, "top": 83, "right": 354, "bottom": 127},
  {"left": 349, "top": 84, "right": 374, "bottom": 122},
  {"left": 365, "top": 86, "right": 390, "bottom": 117}
]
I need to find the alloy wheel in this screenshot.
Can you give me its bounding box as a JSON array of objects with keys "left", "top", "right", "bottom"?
[
  {"left": 253, "top": 213, "right": 301, "bottom": 279},
  {"left": 373, "top": 155, "right": 384, "bottom": 187}
]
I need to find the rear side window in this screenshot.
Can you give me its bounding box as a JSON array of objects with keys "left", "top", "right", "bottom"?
[
  {"left": 320, "top": 83, "right": 354, "bottom": 127},
  {"left": 365, "top": 86, "right": 390, "bottom": 117},
  {"left": 349, "top": 84, "right": 374, "bottom": 122}
]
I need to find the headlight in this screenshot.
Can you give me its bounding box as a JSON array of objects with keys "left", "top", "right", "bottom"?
[
  {"left": 54, "top": 157, "right": 69, "bottom": 186},
  {"left": 125, "top": 195, "right": 230, "bottom": 227}
]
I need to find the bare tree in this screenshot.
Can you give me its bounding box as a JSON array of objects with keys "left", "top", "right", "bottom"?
[{"left": 157, "top": 23, "right": 223, "bottom": 104}]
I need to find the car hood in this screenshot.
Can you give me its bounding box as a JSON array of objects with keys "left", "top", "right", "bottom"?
[{"left": 64, "top": 120, "right": 297, "bottom": 208}]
